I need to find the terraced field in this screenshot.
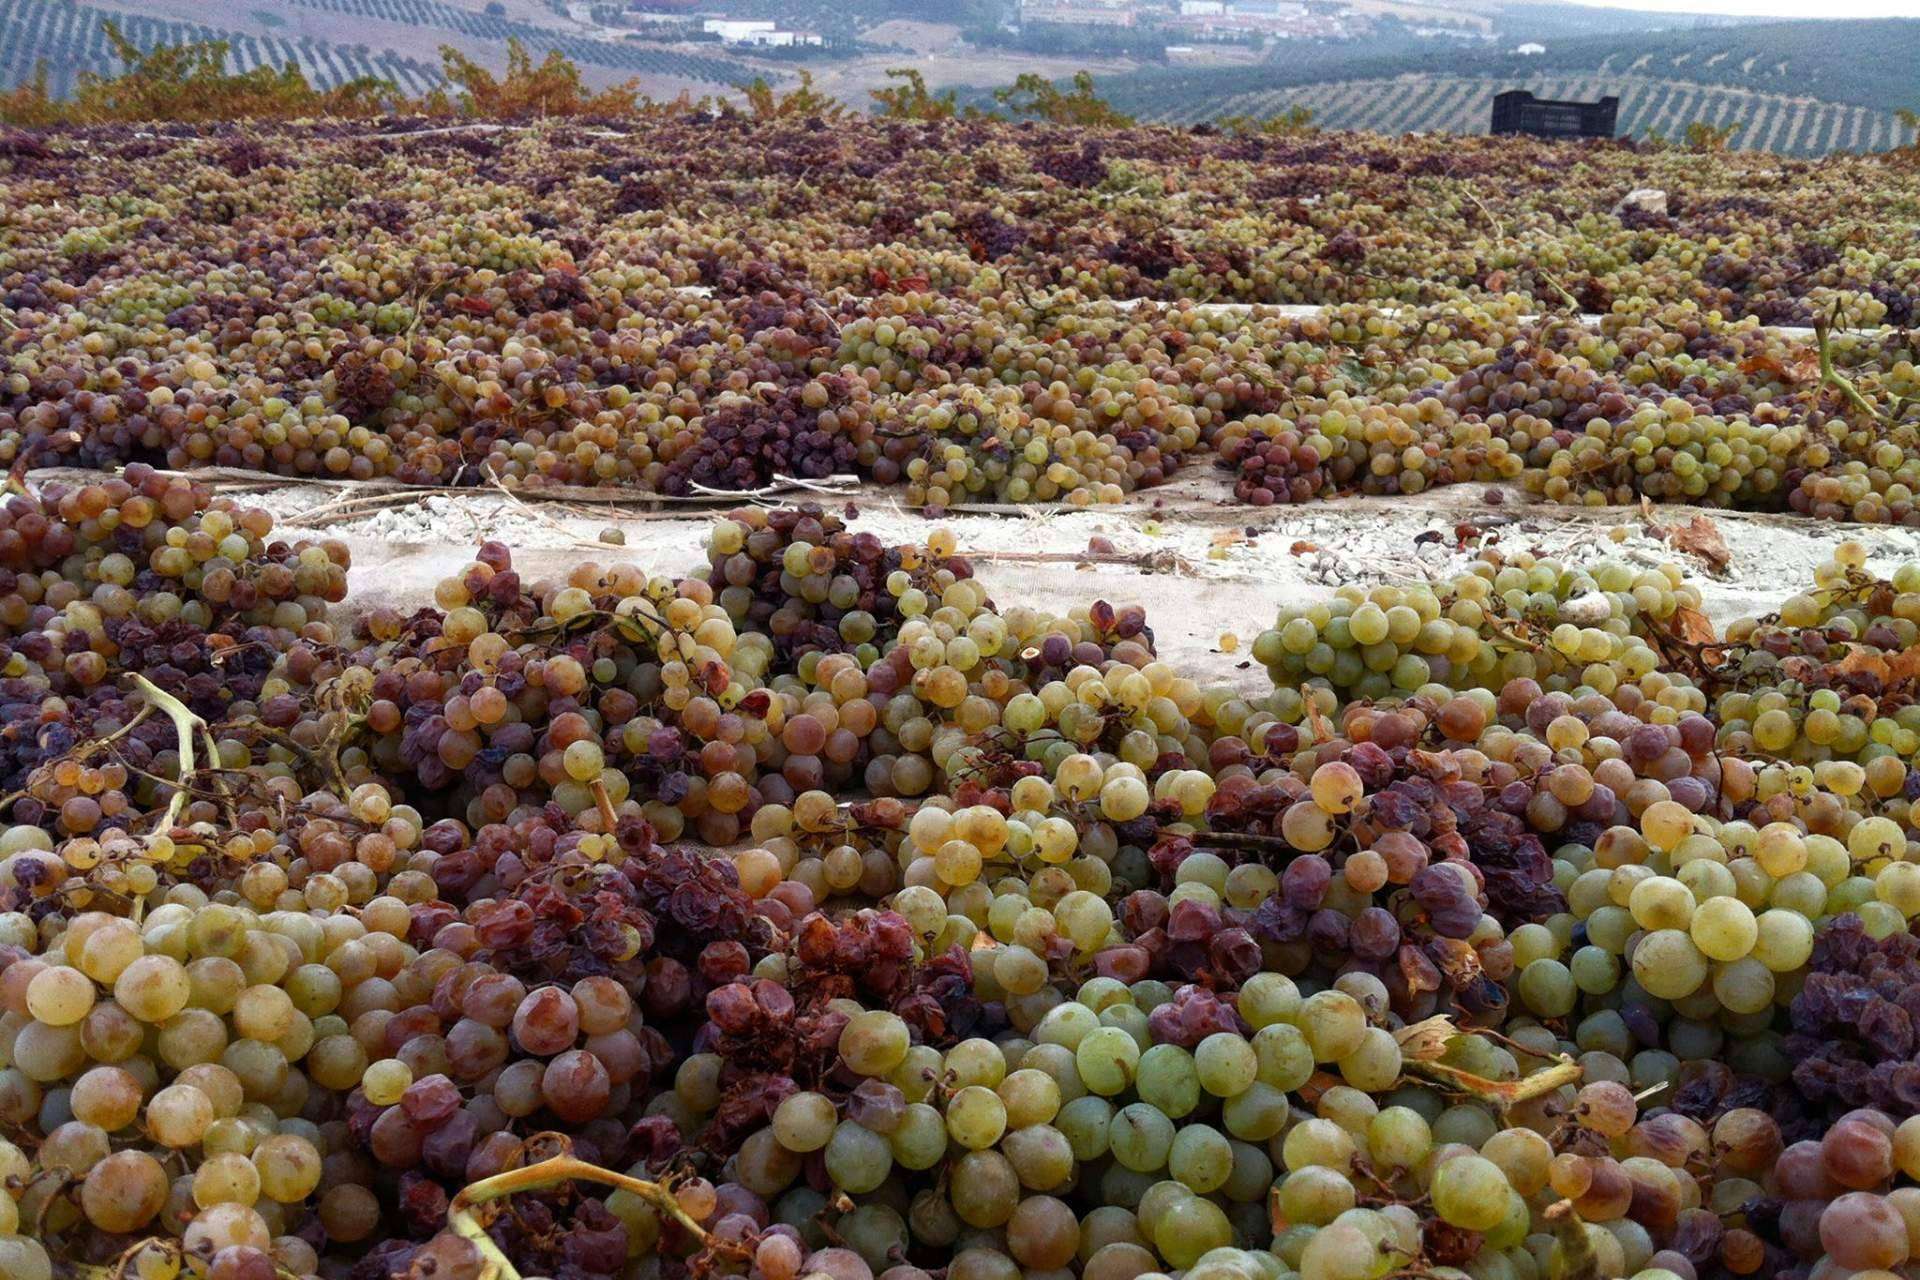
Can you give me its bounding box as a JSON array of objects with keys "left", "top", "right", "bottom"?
[
  {"left": 1120, "top": 73, "right": 1919, "bottom": 156},
  {"left": 0, "top": 0, "right": 758, "bottom": 100},
  {"left": 0, "top": 0, "right": 444, "bottom": 95}
]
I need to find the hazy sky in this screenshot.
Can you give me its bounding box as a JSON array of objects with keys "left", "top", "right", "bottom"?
[{"left": 1568, "top": 0, "right": 1918, "bottom": 15}]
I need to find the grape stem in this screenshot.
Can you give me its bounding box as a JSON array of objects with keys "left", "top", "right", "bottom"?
[
  {"left": 590, "top": 777, "right": 620, "bottom": 831},
  {"left": 1814, "top": 302, "right": 1888, "bottom": 424},
  {"left": 1543, "top": 1198, "right": 1597, "bottom": 1280},
  {"left": 1403, "top": 1054, "right": 1581, "bottom": 1110},
  {"left": 126, "top": 674, "right": 208, "bottom": 830},
  {"left": 1189, "top": 831, "right": 1301, "bottom": 856},
  {"left": 447, "top": 1133, "right": 738, "bottom": 1280}
]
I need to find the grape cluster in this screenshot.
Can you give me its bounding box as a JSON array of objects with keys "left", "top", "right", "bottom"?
[
  {"left": 3, "top": 123, "right": 1917, "bottom": 516},
  {"left": 0, "top": 468, "right": 1919, "bottom": 1280}
]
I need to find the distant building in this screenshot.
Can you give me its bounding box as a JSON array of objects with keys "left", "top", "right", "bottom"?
[
  {"left": 703, "top": 18, "right": 775, "bottom": 39},
  {"left": 742, "top": 28, "right": 824, "bottom": 45},
  {"left": 700, "top": 18, "right": 822, "bottom": 45},
  {"left": 1180, "top": 0, "right": 1225, "bottom": 14},
  {"left": 1514, "top": 41, "right": 1546, "bottom": 55},
  {"left": 1020, "top": 0, "right": 1137, "bottom": 25}
]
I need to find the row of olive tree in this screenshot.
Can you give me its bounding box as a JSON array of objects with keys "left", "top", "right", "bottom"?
[{"left": 0, "top": 24, "right": 1318, "bottom": 132}]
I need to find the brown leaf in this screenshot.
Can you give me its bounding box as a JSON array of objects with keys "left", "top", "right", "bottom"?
[
  {"left": 1210, "top": 529, "right": 1247, "bottom": 550},
  {"left": 1289, "top": 540, "right": 1319, "bottom": 556}
]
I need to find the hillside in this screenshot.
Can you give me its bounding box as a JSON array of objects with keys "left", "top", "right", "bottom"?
[
  {"left": 7, "top": 2, "right": 1918, "bottom": 157},
  {"left": 0, "top": 0, "right": 446, "bottom": 98},
  {"left": 0, "top": 0, "right": 764, "bottom": 99},
  {"left": 1092, "top": 17, "right": 1920, "bottom": 155},
  {"left": 1485, "top": 19, "right": 1920, "bottom": 113},
  {"left": 1112, "top": 72, "right": 1918, "bottom": 156}
]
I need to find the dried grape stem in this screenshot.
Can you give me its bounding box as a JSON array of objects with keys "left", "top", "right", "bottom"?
[
  {"left": 1544, "top": 1198, "right": 1597, "bottom": 1280},
  {"left": 1404, "top": 1055, "right": 1581, "bottom": 1110},
  {"left": 591, "top": 778, "right": 620, "bottom": 832},
  {"left": 448, "top": 1135, "right": 730, "bottom": 1280},
  {"left": 127, "top": 674, "right": 207, "bottom": 830},
  {"left": 1189, "top": 831, "right": 1301, "bottom": 856}
]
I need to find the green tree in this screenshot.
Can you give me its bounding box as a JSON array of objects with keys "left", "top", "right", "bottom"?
[
  {"left": 436, "top": 38, "right": 649, "bottom": 117},
  {"left": 741, "top": 70, "right": 847, "bottom": 121},
  {"left": 1217, "top": 105, "right": 1316, "bottom": 138},
  {"left": 1684, "top": 119, "right": 1740, "bottom": 152},
  {"left": 870, "top": 68, "right": 961, "bottom": 120},
  {"left": 992, "top": 71, "right": 1132, "bottom": 127}
]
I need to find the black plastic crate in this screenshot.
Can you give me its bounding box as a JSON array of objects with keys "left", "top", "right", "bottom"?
[{"left": 1491, "top": 90, "right": 1620, "bottom": 141}]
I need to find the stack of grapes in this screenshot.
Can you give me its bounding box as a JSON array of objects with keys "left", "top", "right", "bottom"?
[{"left": 0, "top": 488, "right": 1919, "bottom": 1280}]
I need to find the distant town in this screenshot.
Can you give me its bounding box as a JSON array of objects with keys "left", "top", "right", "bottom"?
[
  {"left": 592, "top": 0, "right": 1489, "bottom": 55},
  {"left": 1020, "top": 0, "right": 1360, "bottom": 44}
]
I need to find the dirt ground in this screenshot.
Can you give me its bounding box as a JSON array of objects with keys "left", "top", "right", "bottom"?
[{"left": 802, "top": 43, "right": 1142, "bottom": 103}]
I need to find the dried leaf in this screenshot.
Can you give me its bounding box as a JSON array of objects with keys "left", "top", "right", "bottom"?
[
  {"left": 1407, "top": 749, "right": 1463, "bottom": 781},
  {"left": 1289, "top": 540, "right": 1319, "bottom": 556},
  {"left": 1211, "top": 528, "right": 1247, "bottom": 550},
  {"left": 1870, "top": 582, "right": 1897, "bottom": 619},
  {"left": 1888, "top": 645, "right": 1920, "bottom": 687},
  {"left": 1301, "top": 686, "right": 1333, "bottom": 744},
  {"left": 1653, "top": 514, "right": 1731, "bottom": 573},
  {"left": 1670, "top": 606, "right": 1716, "bottom": 647},
  {"left": 1269, "top": 1185, "right": 1289, "bottom": 1237},
  {"left": 1393, "top": 1014, "right": 1460, "bottom": 1062},
  {"left": 1294, "top": 1069, "right": 1343, "bottom": 1108},
  {"left": 1835, "top": 645, "right": 1894, "bottom": 685},
  {"left": 1833, "top": 642, "right": 1920, "bottom": 689}
]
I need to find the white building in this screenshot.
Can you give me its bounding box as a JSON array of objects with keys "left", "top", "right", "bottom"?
[
  {"left": 700, "top": 18, "right": 821, "bottom": 46},
  {"left": 702, "top": 18, "right": 775, "bottom": 40},
  {"left": 1180, "top": 0, "right": 1225, "bottom": 15},
  {"left": 1514, "top": 41, "right": 1546, "bottom": 55}
]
